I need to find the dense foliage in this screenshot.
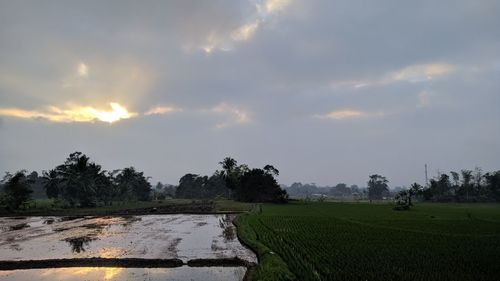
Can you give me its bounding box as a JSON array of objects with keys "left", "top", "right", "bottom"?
[
  {"left": 1, "top": 170, "right": 34, "bottom": 210},
  {"left": 367, "top": 174, "right": 389, "bottom": 200},
  {"left": 175, "top": 172, "right": 228, "bottom": 199},
  {"left": 240, "top": 202, "right": 500, "bottom": 281},
  {"left": 421, "top": 169, "right": 500, "bottom": 202},
  {"left": 284, "top": 183, "right": 363, "bottom": 199},
  {"left": 237, "top": 168, "right": 288, "bottom": 203},
  {"left": 394, "top": 183, "right": 423, "bottom": 210},
  {"left": 175, "top": 157, "right": 288, "bottom": 203},
  {"left": 1, "top": 152, "right": 153, "bottom": 210}
]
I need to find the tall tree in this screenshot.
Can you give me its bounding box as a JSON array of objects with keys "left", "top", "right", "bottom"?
[
  {"left": 219, "top": 157, "right": 239, "bottom": 191},
  {"left": 450, "top": 171, "right": 460, "bottom": 197},
  {"left": 175, "top": 172, "right": 228, "bottom": 199},
  {"left": 367, "top": 174, "right": 389, "bottom": 200},
  {"left": 237, "top": 167, "right": 288, "bottom": 203},
  {"left": 2, "top": 170, "right": 34, "bottom": 210},
  {"left": 408, "top": 183, "right": 423, "bottom": 206},
  {"left": 42, "top": 169, "right": 60, "bottom": 199},
  {"left": 54, "top": 152, "right": 100, "bottom": 207},
  {"left": 176, "top": 173, "right": 203, "bottom": 198},
  {"left": 95, "top": 170, "right": 116, "bottom": 206},
  {"left": 115, "top": 167, "right": 152, "bottom": 201},
  {"left": 263, "top": 165, "right": 279, "bottom": 176},
  {"left": 46, "top": 152, "right": 125, "bottom": 207},
  {"left": 484, "top": 171, "right": 500, "bottom": 202},
  {"left": 460, "top": 169, "right": 473, "bottom": 201}
]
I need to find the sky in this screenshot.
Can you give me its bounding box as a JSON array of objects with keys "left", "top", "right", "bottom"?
[{"left": 1, "top": 0, "right": 499, "bottom": 187}]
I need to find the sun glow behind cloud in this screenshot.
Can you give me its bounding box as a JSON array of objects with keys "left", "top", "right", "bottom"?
[{"left": 0, "top": 103, "right": 136, "bottom": 123}]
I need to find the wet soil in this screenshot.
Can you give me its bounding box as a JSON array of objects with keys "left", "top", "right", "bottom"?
[
  {"left": 0, "top": 201, "right": 218, "bottom": 217},
  {"left": 0, "top": 258, "right": 183, "bottom": 270}
]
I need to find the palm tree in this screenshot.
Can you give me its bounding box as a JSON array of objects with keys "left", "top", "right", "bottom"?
[
  {"left": 115, "top": 167, "right": 151, "bottom": 201},
  {"left": 408, "top": 183, "right": 423, "bottom": 206},
  {"left": 219, "top": 157, "right": 238, "bottom": 191},
  {"left": 56, "top": 152, "right": 98, "bottom": 207},
  {"left": 219, "top": 157, "right": 237, "bottom": 175},
  {"left": 42, "top": 169, "right": 60, "bottom": 198}
]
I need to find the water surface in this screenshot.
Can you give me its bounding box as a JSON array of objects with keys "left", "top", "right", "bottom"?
[
  {"left": 0, "top": 214, "right": 256, "bottom": 263},
  {"left": 0, "top": 266, "right": 247, "bottom": 281}
]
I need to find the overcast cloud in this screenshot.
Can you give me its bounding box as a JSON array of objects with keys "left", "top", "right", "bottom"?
[{"left": 1, "top": 0, "right": 499, "bottom": 187}]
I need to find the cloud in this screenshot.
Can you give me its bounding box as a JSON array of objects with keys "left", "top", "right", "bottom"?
[
  {"left": 198, "top": 0, "right": 291, "bottom": 54},
  {"left": 1, "top": 0, "right": 499, "bottom": 187},
  {"left": 210, "top": 102, "right": 251, "bottom": 129},
  {"left": 314, "top": 109, "right": 385, "bottom": 120},
  {"left": 330, "top": 80, "right": 371, "bottom": 90},
  {"left": 0, "top": 103, "right": 136, "bottom": 123},
  {"left": 231, "top": 21, "right": 261, "bottom": 41},
  {"left": 315, "top": 110, "right": 365, "bottom": 120},
  {"left": 390, "top": 63, "right": 455, "bottom": 83},
  {"left": 330, "top": 63, "right": 456, "bottom": 90},
  {"left": 144, "top": 106, "right": 182, "bottom": 116},
  {"left": 257, "top": 0, "right": 291, "bottom": 15},
  {"left": 77, "top": 62, "right": 89, "bottom": 77},
  {"left": 199, "top": 32, "right": 231, "bottom": 54}
]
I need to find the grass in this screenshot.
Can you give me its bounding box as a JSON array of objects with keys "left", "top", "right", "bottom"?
[
  {"left": 0, "top": 198, "right": 254, "bottom": 216},
  {"left": 234, "top": 206, "right": 296, "bottom": 281},
  {"left": 237, "top": 202, "right": 500, "bottom": 281},
  {"left": 215, "top": 199, "right": 255, "bottom": 212}
]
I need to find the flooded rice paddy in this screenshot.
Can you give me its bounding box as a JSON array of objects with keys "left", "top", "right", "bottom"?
[
  {"left": 0, "top": 214, "right": 256, "bottom": 281},
  {"left": 0, "top": 267, "right": 248, "bottom": 281}
]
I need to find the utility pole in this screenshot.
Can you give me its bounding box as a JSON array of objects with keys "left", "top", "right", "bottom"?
[{"left": 425, "top": 164, "right": 429, "bottom": 187}]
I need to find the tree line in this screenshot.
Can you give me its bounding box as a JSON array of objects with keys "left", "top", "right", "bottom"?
[
  {"left": 365, "top": 169, "right": 500, "bottom": 210},
  {"left": 4, "top": 153, "right": 497, "bottom": 211},
  {"left": 0, "top": 153, "right": 289, "bottom": 210},
  {"left": 175, "top": 157, "right": 288, "bottom": 203},
  {"left": 422, "top": 169, "right": 500, "bottom": 202},
  {"left": 0, "top": 152, "right": 152, "bottom": 210},
  {"left": 284, "top": 182, "right": 363, "bottom": 199}
]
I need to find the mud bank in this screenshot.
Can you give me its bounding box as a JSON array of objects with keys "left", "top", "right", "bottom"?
[
  {"left": 0, "top": 257, "right": 256, "bottom": 270},
  {"left": 0, "top": 201, "right": 219, "bottom": 217},
  {"left": 0, "top": 258, "right": 183, "bottom": 270}
]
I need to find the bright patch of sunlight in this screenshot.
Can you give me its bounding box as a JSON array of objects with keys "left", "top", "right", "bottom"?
[{"left": 0, "top": 103, "right": 136, "bottom": 123}]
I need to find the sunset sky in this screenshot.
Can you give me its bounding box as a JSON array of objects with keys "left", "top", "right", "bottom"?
[{"left": 1, "top": 0, "right": 499, "bottom": 187}]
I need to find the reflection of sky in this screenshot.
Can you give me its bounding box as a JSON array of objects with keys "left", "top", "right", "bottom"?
[
  {"left": 0, "top": 267, "right": 247, "bottom": 281},
  {"left": 40, "top": 267, "right": 123, "bottom": 280},
  {"left": 0, "top": 215, "right": 256, "bottom": 263}
]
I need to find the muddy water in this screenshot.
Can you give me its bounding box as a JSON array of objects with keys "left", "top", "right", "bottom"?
[
  {"left": 0, "top": 214, "right": 256, "bottom": 263},
  {"left": 0, "top": 267, "right": 247, "bottom": 281}
]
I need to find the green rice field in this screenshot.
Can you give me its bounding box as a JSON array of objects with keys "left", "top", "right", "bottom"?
[{"left": 236, "top": 202, "right": 500, "bottom": 281}]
